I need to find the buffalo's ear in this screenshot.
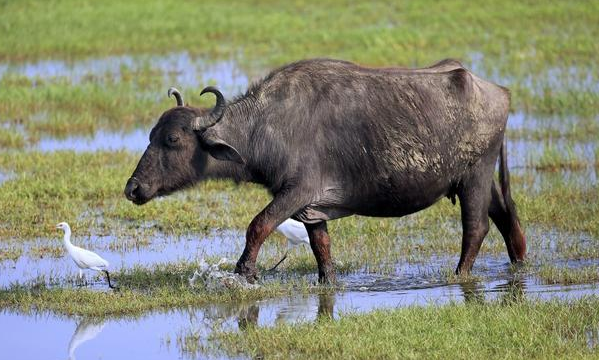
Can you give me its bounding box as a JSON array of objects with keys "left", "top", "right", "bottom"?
[{"left": 200, "top": 132, "right": 245, "bottom": 164}]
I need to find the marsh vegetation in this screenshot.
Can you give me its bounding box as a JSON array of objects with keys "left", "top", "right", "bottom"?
[{"left": 0, "top": 1, "right": 598, "bottom": 359}]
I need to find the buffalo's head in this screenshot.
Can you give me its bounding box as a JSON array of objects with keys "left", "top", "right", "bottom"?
[{"left": 124, "top": 87, "right": 243, "bottom": 205}]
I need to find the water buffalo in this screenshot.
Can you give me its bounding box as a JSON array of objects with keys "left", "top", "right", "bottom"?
[{"left": 124, "top": 58, "right": 526, "bottom": 284}]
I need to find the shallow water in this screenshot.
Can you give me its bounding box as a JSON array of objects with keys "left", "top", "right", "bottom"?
[
  {"left": 0, "top": 170, "right": 13, "bottom": 184},
  {"left": 1, "top": 51, "right": 598, "bottom": 359},
  {"left": 1, "top": 225, "right": 598, "bottom": 359},
  {"left": 1, "top": 272, "right": 597, "bottom": 360},
  {"left": 0, "top": 52, "right": 250, "bottom": 93},
  {"left": 507, "top": 111, "right": 597, "bottom": 137},
  {"left": 468, "top": 52, "right": 599, "bottom": 95},
  {"left": 2, "top": 222, "right": 597, "bottom": 289},
  {"left": 509, "top": 138, "right": 597, "bottom": 169},
  {"left": 21, "top": 113, "right": 598, "bottom": 188},
  {"left": 0, "top": 51, "right": 594, "bottom": 172},
  {"left": 0, "top": 230, "right": 244, "bottom": 287},
  {"left": 36, "top": 128, "right": 150, "bottom": 153}
]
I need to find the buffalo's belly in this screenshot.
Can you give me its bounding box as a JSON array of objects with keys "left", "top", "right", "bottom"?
[
  {"left": 295, "top": 195, "right": 442, "bottom": 224},
  {"left": 295, "top": 178, "right": 453, "bottom": 223},
  {"left": 352, "top": 189, "right": 446, "bottom": 218}
]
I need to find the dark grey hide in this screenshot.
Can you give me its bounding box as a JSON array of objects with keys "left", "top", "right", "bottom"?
[{"left": 125, "top": 58, "right": 526, "bottom": 284}]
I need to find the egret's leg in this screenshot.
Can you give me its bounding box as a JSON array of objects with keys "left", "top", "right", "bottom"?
[
  {"left": 267, "top": 251, "right": 289, "bottom": 273},
  {"left": 102, "top": 270, "right": 119, "bottom": 290},
  {"left": 77, "top": 269, "right": 85, "bottom": 286},
  {"left": 268, "top": 240, "right": 294, "bottom": 272}
]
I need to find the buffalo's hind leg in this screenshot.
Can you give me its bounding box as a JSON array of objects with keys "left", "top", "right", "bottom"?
[
  {"left": 456, "top": 165, "right": 494, "bottom": 274},
  {"left": 305, "top": 221, "right": 336, "bottom": 285},
  {"left": 488, "top": 180, "right": 526, "bottom": 263}
]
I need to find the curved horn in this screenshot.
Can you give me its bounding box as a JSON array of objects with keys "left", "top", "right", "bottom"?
[
  {"left": 192, "top": 86, "right": 226, "bottom": 130},
  {"left": 167, "top": 87, "right": 184, "bottom": 106},
  {"left": 201, "top": 86, "right": 226, "bottom": 119}
]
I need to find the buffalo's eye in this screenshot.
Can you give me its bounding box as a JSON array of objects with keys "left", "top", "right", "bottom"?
[{"left": 167, "top": 134, "right": 180, "bottom": 144}]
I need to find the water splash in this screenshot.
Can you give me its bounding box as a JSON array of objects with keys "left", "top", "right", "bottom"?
[{"left": 188, "top": 258, "right": 259, "bottom": 291}]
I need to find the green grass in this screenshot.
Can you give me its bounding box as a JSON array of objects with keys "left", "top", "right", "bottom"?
[
  {"left": 0, "top": 261, "right": 317, "bottom": 317},
  {"left": 0, "top": 0, "right": 597, "bottom": 128},
  {"left": 215, "top": 297, "right": 599, "bottom": 360},
  {"left": 0, "top": 2, "right": 598, "bottom": 350},
  {"left": 527, "top": 143, "right": 596, "bottom": 171},
  {"left": 538, "top": 266, "right": 599, "bottom": 285},
  {"left": 507, "top": 115, "right": 599, "bottom": 142},
  {"left": 0, "top": 127, "right": 26, "bottom": 149},
  {"left": 0, "top": 150, "right": 597, "bottom": 260},
  {"left": 0, "top": 245, "right": 22, "bottom": 262},
  {"left": 1, "top": 0, "right": 597, "bottom": 68},
  {"left": 0, "top": 71, "right": 224, "bottom": 138},
  {"left": 0, "top": 150, "right": 271, "bottom": 239}
]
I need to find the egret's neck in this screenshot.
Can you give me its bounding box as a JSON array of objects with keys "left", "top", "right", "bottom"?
[{"left": 62, "top": 228, "right": 73, "bottom": 249}]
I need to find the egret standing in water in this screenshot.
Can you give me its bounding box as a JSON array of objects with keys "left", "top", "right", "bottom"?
[
  {"left": 268, "top": 219, "right": 311, "bottom": 272},
  {"left": 56, "top": 222, "right": 117, "bottom": 289}
]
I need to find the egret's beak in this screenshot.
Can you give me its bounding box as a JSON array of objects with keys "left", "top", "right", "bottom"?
[{"left": 55, "top": 224, "right": 61, "bottom": 229}]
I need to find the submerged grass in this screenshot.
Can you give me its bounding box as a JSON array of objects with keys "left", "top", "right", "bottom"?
[
  {"left": 0, "top": 245, "right": 22, "bottom": 262},
  {"left": 538, "top": 266, "right": 599, "bottom": 285},
  {"left": 215, "top": 297, "right": 599, "bottom": 360},
  {"left": 0, "top": 261, "right": 315, "bottom": 317},
  {"left": 507, "top": 115, "right": 599, "bottom": 142},
  {"left": 0, "top": 74, "right": 220, "bottom": 138},
  {"left": 528, "top": 144, "right": 597, "bottom": 171}
]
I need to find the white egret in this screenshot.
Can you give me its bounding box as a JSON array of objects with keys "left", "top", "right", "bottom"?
[
  {"left": 268, "top": 219, "right": 310, "bottom": 272},
  {"left": 56, "top": 222, "right": 117, "bottom": 289}
]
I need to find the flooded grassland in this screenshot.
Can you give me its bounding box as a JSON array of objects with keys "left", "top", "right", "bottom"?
[{"left": 1, "top": 1, "right": 599, "bottom": 359}]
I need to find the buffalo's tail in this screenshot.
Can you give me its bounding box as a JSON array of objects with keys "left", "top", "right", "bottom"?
[{"left": 499, "top": 139, "right": 526, "bottom": 261}]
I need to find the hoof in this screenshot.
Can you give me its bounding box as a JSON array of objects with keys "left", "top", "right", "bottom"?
[
  {"left": 318, "top": 276, "right": 336, "bottom": 286},
  {"left": 510, "top": 259, "right": 527, "bottom": 271},
  {"left": 235, "top": 262, "right": 258, "bottom": 284},
  {"left": 318, "top": 267, "right": 336, "bottom": 285}
]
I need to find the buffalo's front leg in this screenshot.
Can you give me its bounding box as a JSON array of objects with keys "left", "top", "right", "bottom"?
[
  {"left": 235, "top": 194, "right": 303, "bottom": 283},
  {"left": 305, "top": 221, "right": 336, "bottom": 284}
]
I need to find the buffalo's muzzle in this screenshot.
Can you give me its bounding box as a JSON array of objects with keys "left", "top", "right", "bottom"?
[{"left": 124, "top": 177, "right": 141, "bottom": 202}]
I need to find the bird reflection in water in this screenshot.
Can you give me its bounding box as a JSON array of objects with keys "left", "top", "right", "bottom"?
[{"left": 67, "top": 318, "right": 105, "bottom": 360}]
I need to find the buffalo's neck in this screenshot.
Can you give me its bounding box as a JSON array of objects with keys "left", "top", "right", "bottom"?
[
  {"left": 203, "top": 156, "right": 249, "bottom": 183},
  {"left": 205, "top": 98, "right": 284, "bottom": 193}
]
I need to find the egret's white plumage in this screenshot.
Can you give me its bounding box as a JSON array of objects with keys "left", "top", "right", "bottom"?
[
  {"left": 269, "top": 219, "right": 310, "bottom": 271},
  {"left": 56, "top": 222, "right": 117, "bottom": 289},
  {"left": 276, "top": 219, "right": 310, "bottom": 247}
]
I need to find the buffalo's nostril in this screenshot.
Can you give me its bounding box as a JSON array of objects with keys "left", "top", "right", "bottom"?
[{"left": 124, "top": 178, "right": 140, "bottom": 200}]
